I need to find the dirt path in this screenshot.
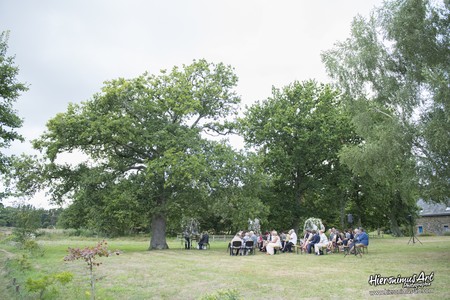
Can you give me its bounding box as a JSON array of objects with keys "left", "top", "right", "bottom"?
[{"left": 0, "top": 248, "right": 15, "bottom": 259}]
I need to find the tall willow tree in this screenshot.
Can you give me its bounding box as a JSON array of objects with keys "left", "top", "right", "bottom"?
[
  {"left": 32, "top": 60, "right": 241, "bottom": 249},
  {"left": 321, "top": 0, "right": 449, "bottom": 234}
]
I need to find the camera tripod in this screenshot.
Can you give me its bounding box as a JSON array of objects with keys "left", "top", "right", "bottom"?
[
  {"left": 344, "top": 242, "right": 362, "bottom": 258},
  {"left": 407, "top": 224, "right": 422, "bottom": 245}
]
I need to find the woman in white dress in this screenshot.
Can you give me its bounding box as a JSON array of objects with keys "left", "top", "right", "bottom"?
[{"left": 265, "top": 230, "right": 281, "bottom": 255}]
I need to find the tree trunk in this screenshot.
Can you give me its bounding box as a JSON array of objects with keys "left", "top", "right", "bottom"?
[
  {"left": 149, "top": 213, "right": 169, "bottom": 250},
  {"left": 293, "top": 172, "right": 304, "bottom": 232},
  {"left": 339, "top": 196, "right": 345, "bottom": 230},
  {"left": 389, "top": 211, "right": 403, "bottom": 237}
]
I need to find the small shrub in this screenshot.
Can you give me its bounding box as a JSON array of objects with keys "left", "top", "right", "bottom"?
[
  {"left": 16, "top": 254, "right": 32, "bottom": 271},
  {"left": 64, "top": 228, "right": 98, "bottom": 237},
  {"left": 64, "top": 240, "right": 120, "bottom": 300},
  {"left": 418, "top": 232, "right": 436, "bottom": 237},
  {"left": 200, "top": 289, "right": 241, "bottom": 300},
  {"left": 26, "top": 271, "right": 73, "bottom": 299}
]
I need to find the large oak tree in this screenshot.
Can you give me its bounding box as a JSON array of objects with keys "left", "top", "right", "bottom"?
[{"left": 33, "top": 59, "right": 241, "bottom": 249}]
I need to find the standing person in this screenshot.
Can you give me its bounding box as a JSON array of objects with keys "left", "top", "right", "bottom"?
[
  {"left": 314, "top": 229, "right": 329, "bottom": 255},
  {"left": 266, "top": 230, "right": 282, "bottom": 255},
  {"left": 283, "top": 229, "right": 297, "bottom": 253},
  {"left": 183, "top": 231, "right": 191, "bottom": 250}
]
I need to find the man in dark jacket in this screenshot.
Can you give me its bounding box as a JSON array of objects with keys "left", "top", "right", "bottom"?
[
  {"left": 307, "top": 230, "right": 320, "bottom": 254},
  {"left": 198, "top": 232, "right": 209, "bottom": 250}
]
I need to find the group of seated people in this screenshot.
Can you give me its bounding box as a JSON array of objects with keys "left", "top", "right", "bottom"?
[
  {"left": 229, "top": 230, "right": 258, "bottom": 255},
  {"left": 300, "top": 227, "right": 369, "bottom": 255},
  {"left": 229, "top": 227, "right": 369, "bottom": 256},
  {"left": 230, "top": 229, "right": 298, "bottom": 255}
]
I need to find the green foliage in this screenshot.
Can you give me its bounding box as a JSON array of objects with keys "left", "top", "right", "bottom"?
[
  {"left": 16, "top": 254, "right": 32, "bottom": 271},
  {"left": 12, "top": 205, "right": 41, "bottom": 244},
  {"left": 322, "top": 0, "right": 449, "bottom": 203},
  {"left": 62, "top": 228, "right": 99, "bottom": 237},
  {"left": 239, "top": 80, "right": 357, "bottom": 230},
  {"left": 0, "top": 205, "right": 16, "bottom": 226},
  {"left": 26, "top": 271, "right": 73, "bottom": 299},
  {"left": 0, "top": 30, "right": 28, "bottom": 177},
  {"left": 22, "top": 239, "right": 44, "bottom": 255},
  {"left": 418, "top": 232, "right": 436, "bottom": 237},
  {"left": 28, "top": 59, "right": 242, "bottom": 249},
  {"left": 200, "top": 289, "right": 241, "bottom": 300}
]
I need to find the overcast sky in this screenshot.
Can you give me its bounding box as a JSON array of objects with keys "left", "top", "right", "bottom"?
[{"left": 1, "top": 0, "right": 383, "bottom": 208}]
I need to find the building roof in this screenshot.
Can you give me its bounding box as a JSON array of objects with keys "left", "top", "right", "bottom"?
[{"left": 417, "top": 199, "right": 450, "bottom": 217}]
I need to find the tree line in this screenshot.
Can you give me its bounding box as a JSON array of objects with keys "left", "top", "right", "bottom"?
[{"left": 1, "top": 0, "right": 448, "bottom": 248}]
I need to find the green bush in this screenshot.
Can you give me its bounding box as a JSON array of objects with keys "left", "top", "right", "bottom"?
[
  {"left": 64, "top": 228, "right": 98, "bottom": 237},
  {"left": 200, "top": 289, "right": 241, "bottom": 300},
  {"left": 418, "top": 232, "right": 436, "bottom": 237},
  {"left": 15, "top": 254, "right": 32, "bottom": 272},
  {"left": 26, "top": 271, "right": 73, "bottom": 299}
]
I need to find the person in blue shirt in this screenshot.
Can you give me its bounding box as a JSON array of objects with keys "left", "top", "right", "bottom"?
[{"left": 349, "top": 228, "right": 369, "bottom": 254}]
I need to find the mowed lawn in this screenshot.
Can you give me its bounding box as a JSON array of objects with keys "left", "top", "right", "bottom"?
[{"left": 1, "top": 234, "right": 449, "bottom": 299}]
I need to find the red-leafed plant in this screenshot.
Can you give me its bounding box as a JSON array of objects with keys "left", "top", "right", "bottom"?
[{"left": 64, "top": 240, "right": 120, "bottom": 299}]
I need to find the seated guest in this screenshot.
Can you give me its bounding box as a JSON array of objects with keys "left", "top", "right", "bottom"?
[
  {"left": 330, "top": 230, "right": 343, "bottom": 252},
  {"left": 260, "top": 231, "right": 270, "bottom": 252},
  {"left": 342, "top": 229, "right": 354, "bottom": 246},
  {"left": 307, "top": 230, "right": 320, "bottom": 254},
  {"left": 198, "top": 232, "right": 209, "bottom": 250},
  {"left": 301, "top": 230, "right": 312, "bottom": 252},
  {"left": 283, "top": 229, "right": 297, "bottom": 253},
  {"left": 230, "top": 233, "right": 243, "bottom": 256},
  {"left": 266, "top": 230, "right": 282, "bottom": 255},
  {"left": 281, "top": 231, "right": 287, "bottom": 249},
  {"left": 314, "top": 229, "right": 329, "bottom": 255},
  {"left": 243, "top": 232, "right": 250, "bottom": 243},
  {"left": 257, "top": 234, "right": 264, "bottom": 251},
  {"left": 249, "top": 231, "right": 258, "bottom": 245},
  {"left": 281, "top": 232, "right": 289, "bottom": 252},
  {"left": 329, "top": 228, "right": 336, "bottom": 243},
  {"left": 349, "top": 228, "right": 369, "bottom": 253}
]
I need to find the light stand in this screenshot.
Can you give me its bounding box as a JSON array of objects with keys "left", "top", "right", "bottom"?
[
  {"left": 344, "top": 214, "right": 361, "bottom": 257},
  {"left": 407, "top": 214, "right": 422, "bottom": 245}
]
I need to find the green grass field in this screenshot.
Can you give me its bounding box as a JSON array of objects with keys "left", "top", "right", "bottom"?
[{"left": 1, "top": 232, "right": 449, "bottom": 299}]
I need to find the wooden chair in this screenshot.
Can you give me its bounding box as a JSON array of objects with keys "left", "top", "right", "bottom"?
[{"left": 357, "top": 244, "right": 368, "bottom": 254}]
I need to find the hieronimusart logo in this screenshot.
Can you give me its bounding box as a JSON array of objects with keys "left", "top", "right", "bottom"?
[{"left": 368, "top": 271, "right": 434, "bottom": 289}]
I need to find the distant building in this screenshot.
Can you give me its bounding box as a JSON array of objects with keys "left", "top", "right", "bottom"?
[{"left": 416, "top": 199, "right": 450, "bottom": 235}]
